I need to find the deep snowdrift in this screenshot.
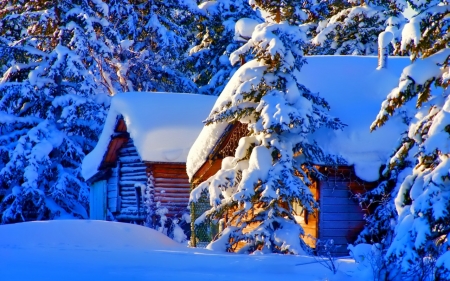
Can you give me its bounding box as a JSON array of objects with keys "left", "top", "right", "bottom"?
[
  {"left": 0, "top": 219, "right": 181, "bottom": 250},
  {"left": 0, "top": 220, "right": 370, "bottom": 281}
]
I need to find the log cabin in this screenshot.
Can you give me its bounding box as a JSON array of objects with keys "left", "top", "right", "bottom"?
[
  {"left": 82, "top": 92, "right": 216, "bottom": 224},
  {"left": 186, "top": 55, "right": 411, "bottom": 255}
]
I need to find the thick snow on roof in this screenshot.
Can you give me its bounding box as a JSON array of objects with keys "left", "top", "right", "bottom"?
[
  {"left": 298, "top": 56, "right": 410, "bottom": 181},
  {"left": 187, "top": 56, "right": 411, "bottom": 182},
  {"left": 82, "top": 92, "right": 216, "bottom": 181}
]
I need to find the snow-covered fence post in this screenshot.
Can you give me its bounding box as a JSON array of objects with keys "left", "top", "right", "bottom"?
[{"left": 377, "top": 31, "right": 393, "bottom": 69}]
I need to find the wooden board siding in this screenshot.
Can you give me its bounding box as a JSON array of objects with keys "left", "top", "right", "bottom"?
[
  {"left": 318, "top": 166, "right": 377, "bottom": 256},
  {"left": 114, "top": 139, "right": 147, "bottom": 222},
  {"left": 149, "top": 163, "right": 190, "bottom": 218},
  {"left": 191, "top": 159, "right": 222, "bottom": 185}
]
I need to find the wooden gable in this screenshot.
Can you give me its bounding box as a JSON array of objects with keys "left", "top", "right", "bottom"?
[
  {"left": 100, "top": 118, "right": 129, "bottom": 170},
  {"left": 191, "top": 122, "right": 249, "bottom": 185}
]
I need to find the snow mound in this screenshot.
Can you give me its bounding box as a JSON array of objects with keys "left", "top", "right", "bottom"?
[
  {"left": 234, "top": 18, "right": 260, "bottom": 41},
  {"left": 82, "top": 92, "right": 217, "bottom": 181},
  {"left": 0, "top": 220, "right": 183, "bottom": 250}
]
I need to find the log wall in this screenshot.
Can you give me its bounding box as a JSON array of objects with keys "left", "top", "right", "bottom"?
[
  {"left": 149, "top": 163, "right": 190, "bottom": 218},
  {"left": 114, "top": 139, "right": 147, "bottom": 222}
]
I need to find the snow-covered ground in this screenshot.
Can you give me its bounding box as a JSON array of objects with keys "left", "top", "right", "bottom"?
[{"left": 0, "top": 220, "right": 372, "bottom": 281}]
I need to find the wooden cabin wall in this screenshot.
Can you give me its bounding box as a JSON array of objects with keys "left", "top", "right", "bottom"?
[
  {"left": 318, "top": 166, "right": 375, "bottom": 256},
  {"left": 149, "top": 163, "right": 190, "bottom": 218},
  {"left": 113, "top": 139, "right": 147, "bottom": 222}
]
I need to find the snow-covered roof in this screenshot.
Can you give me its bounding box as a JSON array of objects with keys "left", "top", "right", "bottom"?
[
  {"left": 82, "top": 92, "right": 217, "bottom": 181},
  {"left": 187, "top": 56, "right": 411, "bottom": 182}
]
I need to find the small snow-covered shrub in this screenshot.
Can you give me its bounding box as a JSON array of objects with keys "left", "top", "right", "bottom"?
[
  {"left": 145, "top": 175, "right": 188, "bottom": 243},
  {"left": 314, "top": 239, "right": 340, "bottom": 274},
  {"left": 348, "top": 243, "right": 389, "bottom": 281}
]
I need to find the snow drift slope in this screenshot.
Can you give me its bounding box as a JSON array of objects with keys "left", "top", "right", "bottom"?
[
  {"left": 0, "top": 220, "right": 181, "bottom": 250},
  {"left": 0, "top": 220, "right": 370, "bottom": 281}
]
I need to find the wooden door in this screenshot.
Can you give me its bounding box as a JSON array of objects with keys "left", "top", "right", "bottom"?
[{"left": 90, "top": 180, "right": 107, "bottom": 220}]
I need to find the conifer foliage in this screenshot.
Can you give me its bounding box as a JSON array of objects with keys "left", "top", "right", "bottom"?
[
  {"left": 107, "top": 0, "right": 199, "bottom": 93},
  {"left": 190, "top": 1, "right": 345, "bottom": 253},
  {"left": 308, "top": 0, "right": 406, "bottom": 55},
  {"left": 370, "top": 1, "right": 450, "bottom": 277},
  {"left": 189, "top": 0, "right": 261, "bottom": 96},
  {"left": 0, "top": 0, "right": 113, "bottom": 222}
]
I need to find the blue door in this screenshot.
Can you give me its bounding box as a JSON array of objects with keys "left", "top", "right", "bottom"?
[{"left": 90, "top": 180, "right": 107, "bottom": 220}]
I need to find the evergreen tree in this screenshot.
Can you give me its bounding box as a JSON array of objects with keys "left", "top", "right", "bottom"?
[
  {"left": 306, "top": 0, "right": 407, "bottom": 55},
  {"left": 188, "top": 0, "right": 261, "bottom": 96},
  {"left": 0, "top": 0, "right": 113, "bottom": 222},
  {"left": 107, "top": 0, "right": 199, "bottom": 93},
  {"left": 190, "top": 1, "right": 345, "bottom": 253},
  {"left": 370, "top": 1, "right": 450, "bottom": 277}
]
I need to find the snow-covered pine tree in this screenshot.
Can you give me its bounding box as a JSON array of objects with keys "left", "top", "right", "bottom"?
[
  {"left": 370, "top": 2, "right": 450, "bottom": 277},
  {"left": 0, "top": 0, "right": 113, "bottom": 223},
  {"left": 190, "top": 1, "right": 345, "bottom": 253},
  {"left": 307, "top": 0, "right": 407, "bottom": 55},
  {"left": 354, "top": 135, "right": 415, "bottom": 279},
  {"left": 107, "top": 0, "right": 199, "bottom": 93},
  {"left": 188, "top": 0, "right": 261, "bottom": 96},
  {"left": 355, "top": 132, "right": 414, "bottom": 243}
]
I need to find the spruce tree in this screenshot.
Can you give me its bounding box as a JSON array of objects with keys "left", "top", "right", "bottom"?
[
  {"left": 107, "top": 0, "right": 199, "bottom": 93},
  {"left": 307, "top": 0, "right": 406, "bottom": 55},
  {"left": 188, "top": 0, "right": 261, "bottom": 96},
  {"left": 190, "top": 0, "right": 344, "bottom": 253},
  {"left": 0, "top": 0, "right": 113, "bottom": 222},
  {"left": 370, "top": 1, "right": 450, "bottom": 277}
]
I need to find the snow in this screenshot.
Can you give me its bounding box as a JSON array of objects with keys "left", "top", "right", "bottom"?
[
  {"left": 186, "top": 60, "right": 264, "bottom": 180},
  {"left": 400, "top": 15, "right": 423, "bottom": 49},
  {"left": 234, "top": 18, "right": 260, "bottom": 41},
  {"left": 0, "top": 220, "right": 371, "bottom": 281},
  {"left": 82, "top": 92, "right": 216, "bottom": 181},
  {"left": 299, "top": 56, "right": 410, "bottom": 181},
  {"left": 378, "top": 31, "right": 394, "bottom": 48},
  {"left": 199, "top": 1, "right": 218, "bottom": 13},
  {"left": 402, "top": 49, "right": 450, "bottom": 87},
  {"left": 187, "top": 56, "right": 411, "bottom": 182}
]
